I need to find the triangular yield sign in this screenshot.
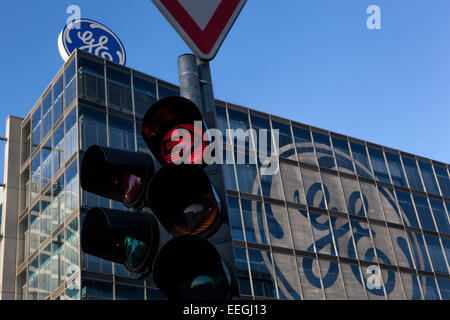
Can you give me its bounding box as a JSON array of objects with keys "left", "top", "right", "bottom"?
[{"left": 152, "top": 0, "right": 247, "bottom": 60}]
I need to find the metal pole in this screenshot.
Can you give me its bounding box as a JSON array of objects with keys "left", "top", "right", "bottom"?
[
  {"left": 177, "top": 54, "right": 203, "bottom": 111},
  {"left": 196, "top": 58, "right": 215, "bottom": 115}
]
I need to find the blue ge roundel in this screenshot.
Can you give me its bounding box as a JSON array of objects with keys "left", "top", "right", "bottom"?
[{"left": 58, "top": 19, "right": 126, "bottom": 65}]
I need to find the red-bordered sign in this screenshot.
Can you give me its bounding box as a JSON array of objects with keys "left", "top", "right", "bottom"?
[{"left": 152, "top": 0, "right": 247, "bottom": 60}]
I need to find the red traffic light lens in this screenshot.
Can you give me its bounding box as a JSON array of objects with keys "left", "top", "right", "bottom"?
[
  {"left": 119, "top": 173, "right": 144, "bottom": 206},
  {"left": 161, "top": 124, "right": 209, "bottom": 165}
]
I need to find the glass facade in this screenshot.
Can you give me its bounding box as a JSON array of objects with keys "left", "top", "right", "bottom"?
[
  {"left": 14, "top": 50, "right": 450, "bottom": 300},
  {"left": 218, "top": 106, "right": 450, "bottom": 300}
]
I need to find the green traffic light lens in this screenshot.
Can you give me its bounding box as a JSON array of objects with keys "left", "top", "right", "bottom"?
[{"left": 124, "top": 236, "right": 148, "bottom": 270}]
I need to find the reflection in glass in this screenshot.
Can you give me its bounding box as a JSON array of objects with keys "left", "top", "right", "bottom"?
[
  {"left": 368, "top": 147, "right": 390, "bottom": 184},
  {"left": 78, "top": 57, "right": 105, "bottom": 104},
  {"left": 312, "top": 132, "right": 335, "bottom": 169},
  {"left": 107, "top": 67, "right": 132, "bottom": 112},
  {"left": 412, "top": 195, "right": 436, "bottom": 232},
  {"left": 273, "top": 253, "right": 301, "bottom": 300},
  {"left": 234, "top": 247, "right": 252, "bottom": 296},
  {"left": 227, "top": 196, "right": 244, "bottom": 241},
  {"left": 385, "top": 152, "right": 407, "bottom": 187},
  {"left": 292, "top": 126, "right": 317, "bottom": 165},
  {"left": 272, "top": 121, "right": 295, "bottom": 160},
  {"left": 287, "top": 208, "right": 315, "bottom": 253},
  {"left": 280, "top": 161, "right": 306, "bottom": 205},
  {"left": 297, "top": 256, "right": 324, "bottom": 300},
  {"left": 133, "top": 75, "right": 156, "bottom": 116},
  {"left": 395, "top": 190, "right": 420, "bottom": 228},
  {"left": 248, "top": 249, "right": 276, "bottom": 298},
  {"left": 434, "top": 164, "right": 450, "bottom": 198},
  {"left": 79, "top": 105, "right": 107, "bottom": 151},
  {"left": 331, "top": 136, "right": 354, "bottom": 175},
  {"left": 264, "top": 203, "right": 292, "bottom": 248},
  {"left": 350, "top": 142, "right": 372, "bottom": 179},
  {"left": 418, "top": 161, "right": 440, "bottom": 196},
  {"left": 402, "top": 156, "right": 424, "bottom": 192}
]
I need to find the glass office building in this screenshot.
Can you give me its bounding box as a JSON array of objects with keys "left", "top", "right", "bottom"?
[{"left": 6, "top": 50, "right": 450, "bottom": 300}]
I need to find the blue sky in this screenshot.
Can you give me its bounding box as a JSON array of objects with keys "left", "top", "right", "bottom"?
[{"left": 0, "top": 0, "right": 449, "bottom": 181}]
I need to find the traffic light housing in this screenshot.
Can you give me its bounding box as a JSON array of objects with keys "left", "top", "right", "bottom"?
[
  {"left": 147, "top": 164, "right": 222, "bottom": 238},
  {"left": 80, "top": 96, "right": 238, "bottom": 300},
  {"left": 80, "top": 145, "right": 155, "bottom": 208},
  {"left": 152, "top": 235, "right": 238, "bottom": 300},
  {"left": 81, "top": 208, "right": 160, "bottom": 275}
]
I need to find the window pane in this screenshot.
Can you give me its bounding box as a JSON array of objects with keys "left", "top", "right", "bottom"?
[
  {"left": 368, "top": 147, "right": 390, "bottom": 184},
  {"left": 412, "top": 195, "right": 436, "bottom": 232},
  {"left": 52, "top": 124, "right": 64, "bottom": 177},
  {"left": 273, "top": 253, "right": 301, "bottom": 300},
  {"left": 331, "top": 136, "right": 354, "bottom": 175},
  {"left": 264, "top": 203, "right": 292, "bottom": 249},
  {"left": 424, "top": 235, "right": 449, "bottom": 275},
  {"left": 350, "top": 142, "right": 372, "bottom": 179},
  {"left": 242, "top": 199, "right": 269, "bottom": 245},
  {"left": 429, "top": 198, "right": 450, "bottom": 235},
  {"left": 227, "top": 196, "right": 244, "bottom": 241},
  {"left": 301, "top": 167, "right": 326, "bottom": 209},
  {"left": 82, "top": 279, "right": 113, "bottom": 300},
  {"left": 359, "top": 181, "right": 385, "bottom": 221},
  {"left": 280, "top": 161, "right": 306, "bottom": 205},
  {"left": 418, "top": 161, "right": 440, "bottom": 196},
  {"left": 158, "top": 83, "right": 179, "bottom": 99},
  {"left": 79, "top": 105, "right": 107, "bottom": 150},
  {"left": 250, "top": 114, "right": 271, "bottom": 154},
  {"left": 78, "top": 57, "right": 105, "bottom": 104},
  {"left": 297, "top": 256, "right": 324, "bottom": 299},
  {"left": 292, "top": 126, "right": 316, "bottom": 165},
  {"left": 42, "top": 92, "right": 52, "bottom": 139},
  {"left": 402, "top": 156, "right": 424, "bottom": 192},
  {"left": 271, "top": 121, "right": 295, "bottom": 160},
  {"left": 309, "top": 211, "right": 336, "bottom": 256},
  {"left": 287, "top": 208, "right": 315, "bottom": 253},
  {"left": 341, "top": 263, "right": 367, "bottom": 300},
  {"left": 378, "top": 186, "right": 403, "bottom": 225},
  {"left": 108, "top": 114, "right": 135, "bottom": 151},
  {"left": 313, "top": 132, "right": 335, "bottom": 169},
  {"left": 330, "top": 216, "right": 355, "bottom": 259},
  {"left": 64, "top": 107, "right": 78, "bottom": 162},
  {"left": 395, "top": 190, "right": 420, "bottom": 228},
  {"left": 370, "top": 223, "right": 397, "bottom": 266},
  {"left": 64, "top": 59, "right": 76, "bottom": 108},
  {"left": 350, "top": 219, "right": 376, "bottom": 262},
  {"left": 107, "top": 67, "right": 132, "bottom": 112},
  {"left": 340, "top": 176, "right": 365, "bottom": 217},
  {"left": 318, "top": 259, "right": 346, "bottom": 300},
  {"left": 32, "top": 105, "right": 42, "bottom": 152},
  {"left": 247, "top": 249, "right": 276, "bottom": 298},
  {"left": 434, "top": 164, "right": 450, "bottom": 198},
  {"left": 385, "top": 152, "right": 407, "bottom": 187},
  {"left": 53, "top": 76, "right": 64, "bottom": 125},
  {"left": 437, "top": 277, "right": 450, "bottom": 300},
  {"left": 321, "top": 172, "right": 347, "bottom": 213},
  {"left": 133, "top": 75, "right": 156, "bottom": 117},
  {"left": 233, "top": 247, "right": 252, "bottom": 296},
  {"left": 227, "top": 109, "right": 251, "bottom": 150},
  {"left": 115, "top": 284, "right": 144, "bottom": 300}
]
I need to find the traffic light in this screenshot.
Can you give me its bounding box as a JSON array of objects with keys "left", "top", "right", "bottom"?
[
  {"left": 80, "top": 145, "right": 155, "bottom": 208},
  {"left": 152, "top": 235, "right": 238, "bottom": 300},
  {"left": 81, "top": 207, "right": 159, "bottom": 275},
  {"left": 141, "top": 96, "right": 209, "bottom": 165},
  {"left": 80, "top": 96, "right": 238, "bottom": 300}
]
